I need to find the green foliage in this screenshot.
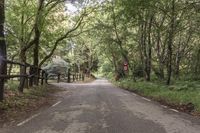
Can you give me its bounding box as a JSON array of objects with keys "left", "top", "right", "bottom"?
[
  {"left": 116, "top": 78, "right": 200, "bottom": 111},
  {"left": 132, "top": 64, "right": 144, "bottom": 78}
]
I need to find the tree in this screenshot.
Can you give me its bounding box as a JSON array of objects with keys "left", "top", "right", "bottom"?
[
  {"left": 84, "top": 0, "right": 200, "bottom": 83},
  {"left": 0, "top": 0, "right": 6, "bottom": 101},
  {"left": 166, "top": 0, "right": 175, "bottom": 85},
  {"left": 5, "top": 0, "right": 82, "bottom": 92}
]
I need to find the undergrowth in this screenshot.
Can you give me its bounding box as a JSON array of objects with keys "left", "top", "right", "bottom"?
[{"left": 114, "top": 78, "right": 200, "bottom": 112}]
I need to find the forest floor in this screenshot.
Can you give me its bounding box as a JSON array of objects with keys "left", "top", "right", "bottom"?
[
  {"left": 114, "top": 78, "right": 200, "bottom": 117},
  {"left": 0, "top": 84, "right": 62, "bottom": 128}
]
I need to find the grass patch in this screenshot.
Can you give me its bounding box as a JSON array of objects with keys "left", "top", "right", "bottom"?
[{"left": 114, "top": 78, "right": 200, "bottom": 114}]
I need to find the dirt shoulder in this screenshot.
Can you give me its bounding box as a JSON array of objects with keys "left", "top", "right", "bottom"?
[{"left": 0, "top": 85, "right": 62, "bottom": 128}]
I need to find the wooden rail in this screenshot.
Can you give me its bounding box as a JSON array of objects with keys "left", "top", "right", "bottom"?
[
  {"left": 0, "top": 57, "right": 85, "bottom": 101},
  {"left": 3, "top": 59, "right": 47, "bottom": 83},
  {"left": 49, "top": 72, "right": 85, "bottom": 83},
  {"left": 0, "top": 57, "right": 48, "bottom": 101}
]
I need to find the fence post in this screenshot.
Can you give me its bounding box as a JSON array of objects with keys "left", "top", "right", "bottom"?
[
  {"left": 73, "top": 74, "right": 75, "bottom": 82},
  {"left": 76, "top": 73, "right": 78, "bottom": 81},
  {"left": 67, "top": 69, "right": 71, "bottom": 83},
  {"left": 82, "top": 73, "right": 85, "bottom": 81},
  {"left": 18, "top": 64, "right": 26, "bottom": 93},
  {"left": 33, "top": 66, "right": 39, "bottom": 86},
  {"left": 74, "top": 73, "right": 76, "bottom": 81},
  {"left": 45, "top": 72, "right": 48, "bottom": 84},
  {"left": 79, "top": 73, "right": 81, "bottom": 81},
  {"left": 57, "top": 74, "right": 60, "bottom": 83},
  {"left": 37, "top": 68, "right": 40, "bottom": 86},
  {"left": 29, "top": 66, "right": 33, "bottom": 87},
  {"left": 24, "top": 65, "right": 29, "bottom": 89},
  {"left": 0, "top": 56, "right": 6, "bottom": 101},
  {"left": 41, "top": 70, "right": 45, "bottom": 85}
]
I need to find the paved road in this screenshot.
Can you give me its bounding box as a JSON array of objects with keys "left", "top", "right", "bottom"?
[{"left": 1, "top": 79, "right": 200, "bottom": 133}]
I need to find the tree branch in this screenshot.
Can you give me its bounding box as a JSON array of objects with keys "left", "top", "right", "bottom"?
[{"left": 39, "top": 11, "right": 87, "bottom": 67}]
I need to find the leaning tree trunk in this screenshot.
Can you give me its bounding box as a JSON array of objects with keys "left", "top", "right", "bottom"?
[{"left": 0, "top": 0, "right": 7, "bottom": 101}]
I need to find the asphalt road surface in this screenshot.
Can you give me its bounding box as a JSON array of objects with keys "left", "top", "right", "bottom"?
[{"left": 1, "top": 79, "right": 200, "bottom": 133}]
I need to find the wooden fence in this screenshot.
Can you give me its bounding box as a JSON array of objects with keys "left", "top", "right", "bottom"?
[
  {"left": 0, "top": 58, "right": 85, "bottom": 101},
  {"left": 49, "top": 71, "right": 85, "bottom": 83},
  {"left": 1, "top": 58, "right": 47, "bottom": 85},
  {"left": 0, "top": 57, "right": 48, "bottom": 101},
  {"left": 0, "top": 57, "right": 85, "bottom": 101}
]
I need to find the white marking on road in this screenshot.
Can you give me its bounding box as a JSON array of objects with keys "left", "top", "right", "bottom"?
[
  {"left": 161, "top": 105, "right": 168, "bottom": 108},
  {"left": 169, "top": 109, "right": 179, "bottom": 113},
  {"left": 17, "top": 113, "right": 40, "bottom": 126},
  {"left": 123, "top": 93, "right": 128, "bottom": 96},
  {"left": 142, "top": 97, "right": 151, "bottom": 102},
  {"left": 52, "top": 101, "right": 62, "bottom": 107},
  {"left": 132, "top": 93, "right": 137, "bottom": 96}
]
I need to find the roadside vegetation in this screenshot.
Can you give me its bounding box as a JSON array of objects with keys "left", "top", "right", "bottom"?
[
  {"left": 99, "top": 70, "right": 200, "bottom": 115},
  {"left": 0, "top": 80, "right": 58, "bottom": 127},
  {"left": 115, "top": 78, "right": 200, "bottom": 114}
]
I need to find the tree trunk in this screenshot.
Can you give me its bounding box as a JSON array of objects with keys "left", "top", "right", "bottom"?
[
  {"left": 146, "top": 15, "right": 153, "bottom": 81},
  {"left": 175, "top": 44, "right": 181, "bottom": 79},
  {"left": 33, "top": 21, "right": 41, "bottom": 85},
  {"left": 18, "top": 4, "right": 26, "bottom": 92},
  {"left": 142, "top": 18, "right": 149, "bottom": 81},
  {"left": 139, "top": 22, "right": 145, "bottom": 76},
  {"left": 175, "top": 57, "right": 180, "bottom": 79},
  {"left": 0, "top": 0, "right": 6, "bottom": 101},
  {"left": 155, "top": 26, "right": 165, "bottom": 79},
  {"left": 33, "top": 38, "right": 39, "bottom": 85},
  {"left": 29, "top": 66, "right": 34, "bottom": 87},
  {"left": 194, "top": 49, "right": 200, "bottom": 74},
  {"left": 159, "top": 64, "right": 165, "bottom": 79},
  {"left": 111, "top": 3, "right": 129, "bottom": 78},
  {"left": 57, "top": 74, "right": 60, "bottom": 83},
  {"left": 67, "top": 68, "right": 71, "bottom": 83},
  {"left": 18, "top": 50, "right": 26, "bottom": 92},
  {"left": 8, "top": 54, "right": 17, "bottom": 76},
  {"left": 166, "top": 0, "right": 175, "bottom": 85},
  {"left": 33, "top": 0, "right": 44, "bottom": 85}
]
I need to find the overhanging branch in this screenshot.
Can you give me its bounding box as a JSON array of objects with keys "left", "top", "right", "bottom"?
[{"left": 39, "top": 11, "right": 87, "bottom": 67}]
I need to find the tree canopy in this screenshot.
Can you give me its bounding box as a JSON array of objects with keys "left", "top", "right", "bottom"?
[{"left": 0, "top": 0, "right": 200, "bottom": 99}]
